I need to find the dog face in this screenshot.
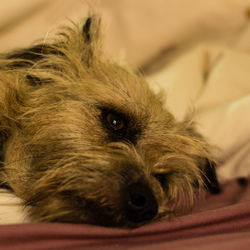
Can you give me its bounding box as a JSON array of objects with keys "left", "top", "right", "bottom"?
[{"left": 0, "top": 16, "right": 220, "bottom": 228}]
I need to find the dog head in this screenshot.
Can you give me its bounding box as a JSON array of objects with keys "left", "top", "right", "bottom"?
[{"left": 0, "top": 16, "right": 220, "bottom": 228}]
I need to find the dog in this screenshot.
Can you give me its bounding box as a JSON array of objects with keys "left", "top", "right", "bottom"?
[{"left": 0, "top": 16, "right": 220, "bottom": 228}]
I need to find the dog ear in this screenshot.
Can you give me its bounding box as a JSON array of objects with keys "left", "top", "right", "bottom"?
[
  {"left": 82, "top": 16, "right": 101, "bottom": 44},
  {"left": 2, "top": 44, "right": 63, "bottom": 86},
  {"left": 3, "top": 16, "right": 101, "bottom": 66},
  {"left": 1, "top": 16, "right": 102, "bottom": 86},
  {"left": 80, "top": 16, "right": 102, "bottom": 66},
  {"left": 4, "top": 44, "right": 63, "bottom": 68},
  {"left": 180, "top": 121, "right": 221, "bottom": 194},
  {"left": 202, "top": 159, "right": 221, "bottom": 194}
]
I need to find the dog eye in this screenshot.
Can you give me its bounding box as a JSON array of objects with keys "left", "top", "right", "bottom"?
[
  {"left": 106, "top": 113, "right": 125, "bottom": 131},
  {"left": 100, "top": 107, "right": 140, "bottom": 143}
]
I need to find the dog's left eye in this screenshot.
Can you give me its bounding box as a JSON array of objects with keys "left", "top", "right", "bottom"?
[{"left": 106, "top": 113, "right": 125, "bottom": 131}]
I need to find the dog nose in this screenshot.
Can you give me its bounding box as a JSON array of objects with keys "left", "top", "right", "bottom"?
[{"left": 125, "top": 182, "right": 158, "bottom": 223}]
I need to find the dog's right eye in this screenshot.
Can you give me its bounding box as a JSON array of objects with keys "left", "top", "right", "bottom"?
[
  {"left": 106, "top": 113, "right": 125, "bottom": 131},
  {"left": 100, "top": 108, "right": 129, "bottom": 139},
  {"left": 99, "top": 107, "right": 140, "bottom": 143}
]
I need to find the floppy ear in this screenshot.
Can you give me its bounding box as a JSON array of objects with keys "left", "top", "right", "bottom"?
[
  {"left": 4, "top": 44, "right": 63, "bottom": 68},
  {"left": 202, "top": 160, "right": 221, "bottom": 194},
  {"left": 0, "top": 16, "right": 102, "bottom": 86},
  {"left": 181, "top": 121, "right": 221, "bottom": 194},
  {"left": 4, "top": 16, "right": 101, "bottom": 63}
]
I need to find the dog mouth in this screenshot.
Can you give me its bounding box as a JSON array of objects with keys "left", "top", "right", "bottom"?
[
  {"left": 58, "top": 181, "right": 160, "bottom": 228},
  {"left": 72, "top": 181, "right": 159, "bottom": 228}
]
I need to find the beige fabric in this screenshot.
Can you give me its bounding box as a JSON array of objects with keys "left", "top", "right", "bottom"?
[
  {"left": 0, "top": 0, "right": 250, "bottom": 67},
  {"left": 149, "top": 45, "right": 250, "bottom": 182},
  {"left": 0, "top": 189, "right": 27, "bottom": 223}
]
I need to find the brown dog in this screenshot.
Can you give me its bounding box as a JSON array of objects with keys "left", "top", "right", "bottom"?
[{"left": 0, "top": 16, "right": 220, "bottom": 228}]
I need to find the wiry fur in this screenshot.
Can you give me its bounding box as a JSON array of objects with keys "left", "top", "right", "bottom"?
[{"left": 0, "top": 16, "right": 219, "bottom": 228}]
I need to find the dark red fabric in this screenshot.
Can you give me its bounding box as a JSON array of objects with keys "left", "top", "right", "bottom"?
[{"left": 1, "top": 179, "right": 250, "bottom": 250}]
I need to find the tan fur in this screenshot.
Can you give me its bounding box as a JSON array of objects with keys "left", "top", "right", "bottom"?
[{"left": 0, "top": 16, "right": 219, "bottom": 228}]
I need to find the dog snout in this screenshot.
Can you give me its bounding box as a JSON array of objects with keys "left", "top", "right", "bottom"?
[{"left": 125, "top": 182, "right": 158, "bottom": 224}]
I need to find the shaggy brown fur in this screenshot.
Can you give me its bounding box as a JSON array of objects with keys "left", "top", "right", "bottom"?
[{"left": 0, "top": 16, "right": 220, "bottom": 228}]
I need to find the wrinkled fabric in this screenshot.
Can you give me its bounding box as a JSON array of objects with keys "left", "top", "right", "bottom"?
[
  {"left": 149, "top": 45, "right": 250, "bottom": 181},
  {"left": 0, "top": 179, "right": 250, "bottom": 250}
]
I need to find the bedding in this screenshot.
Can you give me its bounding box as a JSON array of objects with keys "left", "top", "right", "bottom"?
[
  {"left": 148, "top": 45, "right": 250, "bottom": 182},
  {"left": 1, "top": 179, "right": 250, "bottom": 250}
]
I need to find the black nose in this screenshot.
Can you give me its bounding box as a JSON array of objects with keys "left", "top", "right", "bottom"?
[{"left": 125, "top": 182, "right": 158, "bottom": 223}]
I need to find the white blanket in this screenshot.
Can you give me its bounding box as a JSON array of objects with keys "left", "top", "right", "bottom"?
[{"left": 149, "top": 45, "right": 250, "bottom": 182}]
